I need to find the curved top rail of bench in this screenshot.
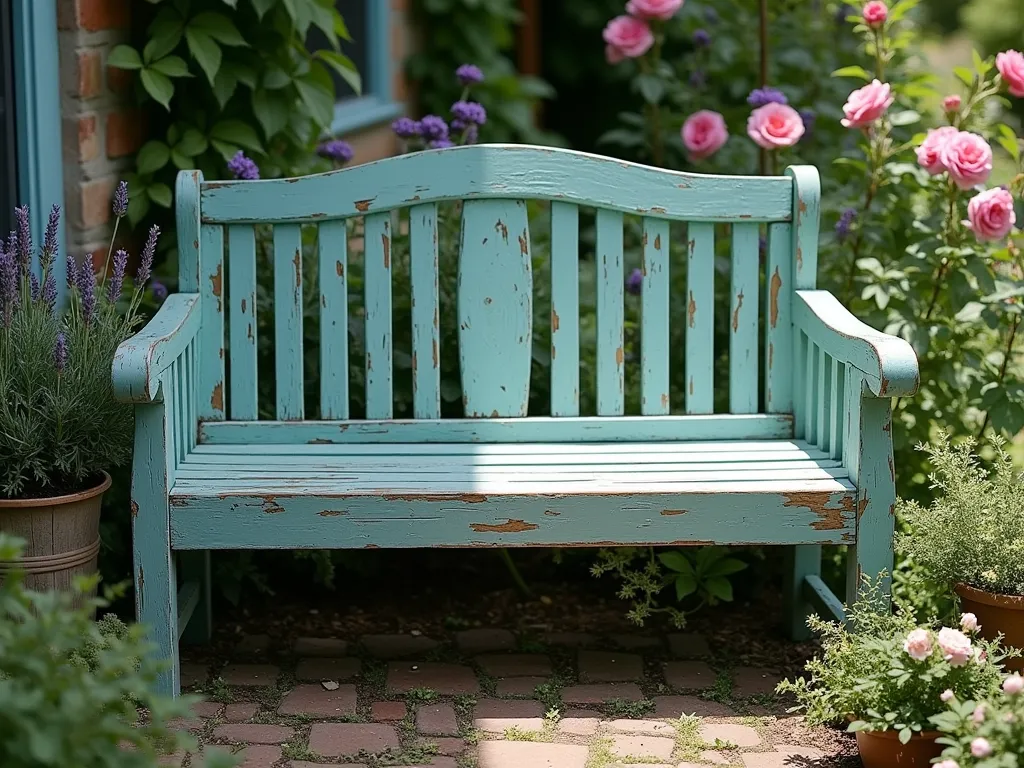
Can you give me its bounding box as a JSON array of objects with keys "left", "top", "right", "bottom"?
[{"left": 199, "top": 144, "right": 799, "bottom": 225}]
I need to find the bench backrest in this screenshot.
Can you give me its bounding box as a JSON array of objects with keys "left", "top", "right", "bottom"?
[{"left": 177, "top": 144, "right": 820, "bottom": 441}]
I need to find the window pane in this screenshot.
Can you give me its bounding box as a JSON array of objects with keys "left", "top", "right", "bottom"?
[{"left": 306, "top": 0, "right": 367, "bottom": 101}]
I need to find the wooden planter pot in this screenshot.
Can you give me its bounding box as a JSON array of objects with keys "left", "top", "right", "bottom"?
[
  {"left": 0, "top": 473, "right": 109, "bottom": 598},
  {"left": 957, "top": 583, "right": 1024, "bottom": 672},
  {"left": 855, "top": 729, "right": 944, "bottom": 768}
]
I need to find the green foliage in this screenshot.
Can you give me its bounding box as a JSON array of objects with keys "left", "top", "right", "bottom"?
[
  {"left": 0, "top": 201, "right": 153, "bottom": 498},
  {"left": 0, "top": 534, "right": 235, "bottom": 768},
  {"left": 778, "top": 576, "right": 1009, "bottom": 738},
  {"left": 590, "top": 546, "right": 747, "bottom": 627},
  {"left": 406, "top": 0, "right": 560, "bottom": 144},
  {"left": 932, "top": 681, "right": 1024, "bottom": 765},
  {"left": 897, "top": 433, "right": 1024, "bottom": 597},
  {"left": 962, "top": 0, "right": 1024, "bottom": 59}
]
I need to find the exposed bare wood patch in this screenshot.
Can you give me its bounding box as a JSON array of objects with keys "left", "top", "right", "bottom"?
[
  {"left": 336, "top": 260, "right": 344, "bottom": 277},
  {"left": 210, "top": 383, "right": 224, "bottom": 412},
  {"left": 615, "top": 346, "right": 624, "bottom": 365},
  {"left": 796, "top": 246, "right": 803, "bottom": 271},
  {"left": 519, "top": 232, "right": 528, "bottom": 254},
  {"left": 769, "top": 342, "right": 774, "bottom": 369},
  {"left": 241, "top": 298, "right": 247, "bottom": 313},
  {"left": 210, "top": 263, "right": 223, "bottom": 311},
  {"left": 319, "top": 509, "right": 346, "bottom": 516},
  {"left": 292, "top": 249, "right": 302, "bottom": 293},
  {"left": 130, "top": 500, "right": 139, "bottom": 518},
  {"left": 383, "top": 493, "right": 488, "bottom": 503},
  {"left": 858, "top": 497, "right": 868, "bottom": 519},
  {"left": 382, "top": 233, "right": 390, "bottom": 269},
  {"left": 309, "top": 438, "right": 333, "bottom": 444},
  {"left": 262, "top": 497, "right": 285, "bottom": 514},
  {"left": 799, "top": 198, "right": 808, "bottom": 214},
  {"left": 551, "top": 309, "right": 560, "bottom": 332},
  {"left": 495, "top": 219, "right": 509, "bottom": 242},
  {"left": 355, "top": 199, "right": 374, "bottom": 212},
  {"left": 769, "top": 266, "right": 782, "bottom": 328},
  {"left": 782, "top": 492, "right": 848, "bottom": 531},
  {"left": 732, "top": 290, "right": 744, "bottom": 332},
  {"left": 470, "top": 519, "right": 539, "bottom": 533},
  {"left": 544, "top": 510, "right": 561, "bottom": 516},
  {"left": 432, "top": 339, "right": 439, "bottom": 368},
  {"left": 687, "top": 291, "right": 696, "bottom": 328},
  {"left": 654, "top": 233, "right": 661, "bottom": 250},
  {"left": 661, "top": 509, "right": 688, "bottom": 516},
  {"left": 661, "top": 393, "right": 669, "bottom": 409}
]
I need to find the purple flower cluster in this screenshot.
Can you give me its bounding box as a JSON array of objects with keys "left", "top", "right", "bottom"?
[
  {"left": 29, "top": 272, "right": 40, "bottom": 301},
  {"left": 392, "top": 117, "right": 421, "bottom": 138},
  {"left": 78, "top": 262, "right": 96, "bottom": 324},
  {"left": 316, "top": 139, "right": 354, "bottom": 165},
  {"left": 65, "top": 253, "right": 78, "bottom": 290},
  {"left": 136, "top": 225, "right": 159, "bottom": 285},
  {"left": 451, "top": 101, "right": 487, "bottom": 129},
  {"left": 419, "top": 115, "right": 450, "bottom": 141},
  {"left": 41, "top": 273, "right": 57, "bottom": 313},
  {"left": 113, "top": 180, "right": 128, "bottom": 218},
  {"left": 41, "top": 204, "right": 60, "bottom": 271},
  {"left": 392, "top": 65, "right": 487, "bottom": 149},
  {"left": 835, "top": 207, "right": 857, "bottom": 242},
  {"left": 54, "top": 331, "right": 67, "bottom": 373},
  {"left": 456, "top": 64, "right": 484, "bottom": 86},
  {"left": 227, "top": 151, "right": 260, "bottom": 180},
  {"left": 693, "top": 29, "right": 711, "bottom": 48},
  {"left": 747, "top": 87, "right": 789, "bottom": 107},
  {"left": 15, "top": 206, "right": 30, "bottom": 271},
  {"left": 625, "top": 267, "right": 643, "bottom": 295},
  {"left": 0, "top": 248, "right": 16, "bottom": 326},
  {"left": 108, "top": 249, "right": 128, "bottom": 303},
  {"left": 151, "top": 281, "right": 168, "bottom": 301}
]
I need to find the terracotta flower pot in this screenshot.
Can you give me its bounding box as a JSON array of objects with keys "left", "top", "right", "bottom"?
[
  {"left": 855, "top": 728, "right": 944, "bottom": 768},
  {"left": 0, "top": 473, "right": 109, "bottom": 601},
  {"left": 956, "top": 583, "right": 1024, "bottom": 672}
]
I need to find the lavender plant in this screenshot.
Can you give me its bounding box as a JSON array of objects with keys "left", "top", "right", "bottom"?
[{"left": 0, "top": 185, "right": 159, "bottom": 498}]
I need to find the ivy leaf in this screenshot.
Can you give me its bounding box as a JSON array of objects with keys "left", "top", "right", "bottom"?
[
  {"left": 251, "top": 0, "right": 276, "bottom": 19},
  {"left": 705, "top": 557, "right": 747, "bottom": 578},
  {"left": 137, "top": 141, "right": 171, "bottom": 174},
  {"left": 210, "top": 120, "right": 264, "bottom": 153},
  {"left": 148, "top": 183, "right": 173, "bottom": 207},
  {"left": 704, "top": 576, "right": 734, "bottom": 602},
  {"left": 635, "top": 74, "right": 665, "bottom": 104},
  {"left": 954, "top": 66, "right": 975, "bottom": 87},
  {"left": 220, "top": 0, "right": 238, "bottom": 7},
  {"left": 108, "top": 45, "right": 143, "bottom": 70},
  {"left": 150, "top": 55, "right": 191, "bottom": 78},
  {"left": 147, "top": 7, "right": 186, "bottom": 56},
  {"left": 212, "top": 68, "right": 239, "bottom": 108},
  {"left": 657, "top": 551, "right": 692, "bottom": 574},
  {"left": 210, "top": 138, "right": 241, "bottom": 162},
  {"left": 190, "top": 12, "right": 247, "bottom": 46},
  {"left": 128, "top": 193, "right": 151, "bottom": 227},
  {"left": 308, "top": 2, "right": 339, "bottom": 49},
  {"left": 315, "top": 50, "right": 361, "bottom": 95},
  {"left": 674, "top": 572, "right": 697, "bottom": 601},
  {"left": 140, "top": 69, "right": 175, "bottom": 109},
  {"left": 175, "top": 128, "right": 208, "bottom": 157},
  {"left": 185, "top": 28, "right": 222, "bottom": 84},
  {"left": 170, "top": 149, "right": 194, "bottom": 170},
  {"left": 295, "top": 76, "right": 335, "bottom": 128},
  {"left": 263, "top": 66, "right": 292, "bottom": 90},
  {"left": 251, "top": 89, "right": 290, "bottom": 140},
  {"left": 832, "top": 65, "right": 872, "bottom": 80}
]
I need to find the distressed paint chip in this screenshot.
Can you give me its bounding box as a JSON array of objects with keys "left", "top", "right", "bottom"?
[
  {"left": 687, "top": 291, "right": 696, "bottom": 329},
  {"left": 470, "top": 519, "right": 539, "bottom": 533},
  {"left": 210, "top": 382, "right": 224, "bottom": 413},
  {"left": 210, "top": 263, "right": 223, "bottom": 311},
  {"left": 731, "top": 290, "right": 744, "bottom": 333},
  {"left": 781, "top": 492, "right": 852, "bottom": 532},
  {"left": 769, "top": 266, "right": 782, "bottom": 328},
  {"left": 661, "top": 509, "right": 688, "bottom": 516}
]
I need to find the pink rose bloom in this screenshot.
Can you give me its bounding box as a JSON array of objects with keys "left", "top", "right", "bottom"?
[
  {"left": 916, "top": 126, "right": 958, "bottom": 175},
  {"left": 682, "top": 110, "right": 729, "bottom": 160},
  {"left": 973, "top": 703, "right": 987, "bottom": 723},
  {"left": 938, "top": 627, "right": 973, "bottom": 667},
  {"left": 603, "top": 16, "right": 655, "bottom": 59},
  {"left": 997, "top": 50, "right": 1024, "bottom": 97},
  {"left": 626, "top": 0, "right": 684, "bottom": 21},
  {"left": 605, "top": 44, "right": 625, "bottom": 64},
  {"left": 903, "top": 629, "right": 933, "bottom": 661},
  {"left": 1004, "top": 673, "right": 1024, "bottom": 695},
  {"left": 940, "top": 689, "right": 955, "bottom": 702},
  {"left": 862, "top": 1, "right": 888, "bottom": 27},
  {"left": 747, "top": 103, "right": 805, "bottom": 149},
  {"left": 960, "top": 613, "right": 980, "bottom": 633},
  {"left": 841, "top": 79, "right": 894, "bottom": 128},
  {"left": 970, "top": 738, "right": 993, "bottom": 758},
  {"left": 966, "top": 188, "right": 1016, "bottom": 242},
  {"left": 942, "top": 94, "right": 962, "bottom": 112},
  {"left": 941, "top": 131, "right": 993, "bottom": 189}
]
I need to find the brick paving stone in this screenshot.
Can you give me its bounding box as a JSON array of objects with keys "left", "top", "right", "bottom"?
[
  {"left": 663, "top": 660, "right": 717, "bottom": 690},
  {"left": 740, "top": 746, "right": 825, "bottom": 768},
  {"left": 224, "top": 702, "right": 259, "bottom": 722},
  {"left": 362, "top": 633, "right": 439, "bottom": 658},
  {"left": 558, "top": 716, "right": 599, "bottom": 736},
  {"left": 608, "top": 719, "right": 676, "bottom": 736},
  {"left": 667, "top": 633, "right": 711, "bottom": 658},
  {"left": 167, "top": 717, "right": 203, "bottom": 733},
  {"left": 416, "top": 703, "right": 459, "bottom": 736},
  {"left": 157, "top": 752, "right": 186, "bottom": 767},
  {"left": 733, "top": 666, "right": 782, "bottom": 698},
  {"left": 278, "top": 683, "right": 358, "bottom": 718},
  {"left": 386, "top": 662, "right": 479, "bottom": 695},
  {"left": 701, "top": 750, "right": 731, "bottom": 765},
  {"left": 391, "top": 759, "right": 458, "bottom": 768},
  {"left": 610, "top": 634, "right": 662, "bottom": 650},
  {"left": 653, "top": 695, "right": 736, "bottom": 718},
  {"left": 699, "top": 722, "right": 762, "bottom": 747},
  {"left": 428, "top": 737, "right": 465, "bottom": 755},
  {"left": 213, "top": 724, "right": 294, "bottom": 744},
  {"left": 609, "top": 734, "right": 676, "bottom": 760},
  {"left": 475, "top": 653, "right": 552, "bottom": 677},
  {"left": 371, "top": 701, "right": 407, "bottom": 721},
  {"left": 495, "top": 676, "right": 548, "bottom": 697},
  {"left": 239, "top": 745, "right": 282, "bottom": 768},
  {"left": 578, "top": 650, "right": 644, "bottom": 682},
  {"left": 220, "top": 664, "right": 279, "bottom": 687},
  {"left": 478, "top": 741, "right": 588, "bottom": 768},
  {"left": 180, "top": 662, "right": 207, "bottom": 688},
  {"left": 561, "top": 682, "right": 644, "bottom": 704},
  {"left": 308, "top": 723, "right": 400, "bottom": 757},
  {"left": 472, "top": 698, "right": 545, "bottom": 732},
  {"left": 543, "top": 631, "right": 596, "bottom": 647},
  {"left": 294, "top": 637, "right": 348, "bottom": 657},
  {"left": 191, "top": 701, "right": 224, "bottom": 718},
  {"left": 455, "top": 628, "right": 515, "bottom": 652},
  {"left": 295, "top": 657, "right": 361, "bottom": 682},
  {"left": 621, "top": 765, "right": 673, "bottom": 768},
  {"left": 289, "top": 764, "right": 366, "bottom": 768},
  {"left": 236, "top": 634, "right": 271, "bottom": 655}
]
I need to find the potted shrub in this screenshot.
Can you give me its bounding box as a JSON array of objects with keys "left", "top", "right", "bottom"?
[
  {"left": 0, "top": 189, "right": 157, "bottom": 594},
  {"left": 930, "top": 673, "right": 1024, "bottom": 766},
  {"left": 897, "top": 433, "right": 1024, "bottom": 670},
  {"left": 778, "top": 579, "right": 1010, "bottom": 768}
]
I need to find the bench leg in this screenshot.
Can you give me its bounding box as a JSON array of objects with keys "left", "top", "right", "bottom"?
[
  {"left": 785, "top": 544, "right": 820, "bottom": 640},
  {"left": 179, "top": 551, "right": 213, "bottom": 645},
  {"left": 132, "top": 401, "right": 179, "bottom": 698}
]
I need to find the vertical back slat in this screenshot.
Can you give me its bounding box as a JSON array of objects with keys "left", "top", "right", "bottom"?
[
  {"left": 185, "top": 342, "right": 196, "bottom": 451},
  {"left": 318, "top": 220, "right": 349, "bottom": 419},
  {"left": 787, "top": 166, "right": 821, "bottom": 290},
  {"left": 794, "top": 331, "right": 806, "bottom": 437},
  {"left": 805, "top": 341, "right": 819, "bottom": 443},
  {"left": 816, "top": 350, "right": 832, "bottom": 449},
  {"left": 830, "top": 358, "right": 845, "bottom": 459},
  {"left": 227, "top": 225, "right": 257, "bottom": 419},
  {"left": 273, "top": 224, "right": 304, "bottom": 420},
  {"left": 641, "top": 217, "right": 670, "bottom": 415},
  {"left": 364, "top": 212, "right": 393, "bottom": 419},
  {"left": 765, "top": 222, "right": 793, "bottom": 413},
  {"left": 550, "top": 202, "right": 580, "bottom": 417},
  {"left": 685, "top": 222, "right": 714, "bottom": 414},
  {"left": 596, "top": 209, "right": 624, "bottom": 416},
  {"left": 198, "top": 224, "right": 224, "bottom": 421},
  {"left": 410, "top": 203, "right": 440, "bottom": 419},
  {"left": 729, "top": 222, "right": 759, "bottom": 413}
]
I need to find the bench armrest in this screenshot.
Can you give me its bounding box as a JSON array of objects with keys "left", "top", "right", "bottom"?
[
  {"left": 112, "top": 293, "right": 201, "bottom": 403},
  {"left": 794, "top": 289, "right": 919, "bottom": 398}
]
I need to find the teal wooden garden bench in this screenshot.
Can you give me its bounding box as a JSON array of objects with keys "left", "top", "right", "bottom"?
[{"left": 112, "top": 145, "right": 918, "bottom": 695}]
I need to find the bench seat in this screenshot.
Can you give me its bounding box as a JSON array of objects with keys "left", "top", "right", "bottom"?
[{"left": 167, "top": 440, "right": 857, "bottom": 550}]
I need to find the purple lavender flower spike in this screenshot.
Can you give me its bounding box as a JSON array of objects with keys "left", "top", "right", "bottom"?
[
  {"left": 316, "top": 139, "right": 355, "bottom": 164},
  {"left": 112, "top": 180, "right": 129, "bottom": 217},
  {"left": 41, "top": 204, "right": 60, "bottom": 270},
  {"left": 391, "top": 117, "right": 421, "bottom": 139},
  {"left": 456, "top": 64, "right": 484, "bottom": 86},
  {"left": 136, "top": 224, "right": 160, "bottom": 285},
  {"left": 429, "top": 139, "right": 455, "bottom": 149},
  {"left": 108, "top": 249, "right": 128, "bottom": 303},
  {"left": 451, "top": 101, "right": 487, "bottom": 127},
  {"left": 29, "top": 271, "right": 40, "bottom": 301},
  {"left": 15, "top": 206, "right": 31, "bottom": 272},
  {"left": 54, "top": 332, "right": 68, "bottom": 373},
  {"left": 42, "top": 272, "right": 57, "bottom": 312},
  {"left": 693, "top": 29, "right": 711, "bottom": 47},
  {"left": 626, "top": 267, "right": 643, "bottom": 295},
  {"left": 419, "top": 115, "right": 449, "bottom": 141},
  {"left": 227, "top": 150, "right": 260, "bottom": 180},
  {"left": 78, "top": 261, "right": 96, "bottom": 323},
  {"left": 65, "top": 253, "right": 78, "bottom": 290},
  {"left": 151, "top": 281, "right": 168, "bottom": 301},
  {"left": 835, "top": 207, "right": 857, "bottom": 242},
  {"left": 0, "top": 250, "right": 16, "bottom": 325},
  {"left": 747, "top": 88, "right": 788, "bottom": 107}
]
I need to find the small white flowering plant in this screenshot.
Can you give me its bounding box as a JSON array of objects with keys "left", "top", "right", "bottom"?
[
  {"left": 930, "top": 672, "right": 1024, "bottom": 767},
  {"left": 778, "top": 579, "right": 1010, "bottom": 743}
]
